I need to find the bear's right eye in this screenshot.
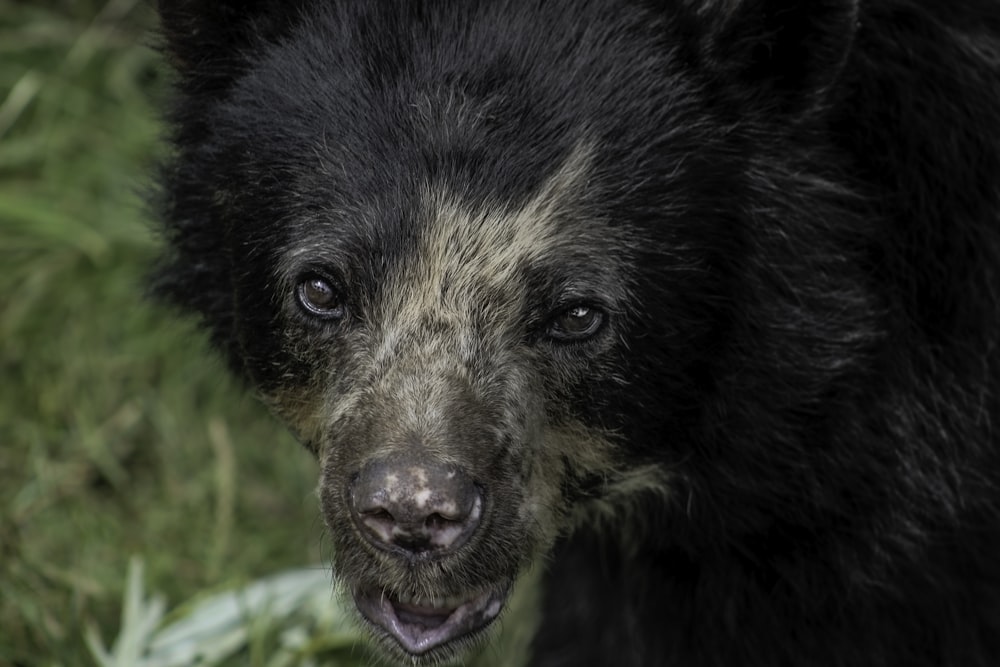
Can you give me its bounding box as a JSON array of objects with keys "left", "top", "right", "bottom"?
[{"left": 296, "top": 275, "right": 345, "bottom": 320}]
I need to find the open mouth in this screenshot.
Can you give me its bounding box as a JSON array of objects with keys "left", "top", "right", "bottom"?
[{"left": 353, "top": 585, "right": 508, "bottom": 655}]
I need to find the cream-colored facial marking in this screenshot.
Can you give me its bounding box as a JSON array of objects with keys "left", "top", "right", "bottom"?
[
  {"left": 379, "top": 141, "right": 596, "bottom": 351},
  {"left": 301, "top": 141, "right": 599, "bottom": 446},
  {"left": 318, "top": 141, "right": 600, "bottom": 459}
]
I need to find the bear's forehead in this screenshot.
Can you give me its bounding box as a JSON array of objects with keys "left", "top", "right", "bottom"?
[
  {"left": 276, "top": 138, "right": 630, "bottom": 336},
  {"left": 379, "top": 141, "right": 598, "bottom": 329}
]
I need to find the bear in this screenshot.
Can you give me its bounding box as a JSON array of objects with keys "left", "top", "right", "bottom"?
[{"left": 152, "top": 0, "right": 1000, "bottom": 665}]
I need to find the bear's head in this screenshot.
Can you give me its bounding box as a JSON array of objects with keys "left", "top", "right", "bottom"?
[{"left": 154, "top": 1, "right": 868, "bottom": 662}]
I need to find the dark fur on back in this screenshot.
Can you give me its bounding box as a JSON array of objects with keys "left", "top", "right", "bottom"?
[{"left": 153, "top": 1, "right": 1000, "bottom": 665}]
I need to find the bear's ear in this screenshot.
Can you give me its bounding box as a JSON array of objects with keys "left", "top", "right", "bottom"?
[
  {"left": 680, "top": 0, "right": 860, "bottom": 115},
  {"left": 157, "top": 0, "right": 305, "bottom": 79}
]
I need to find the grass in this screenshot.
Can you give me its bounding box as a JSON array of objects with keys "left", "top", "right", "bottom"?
[{"left": 0, "top": 2, "right": 367, "bottom": 664}]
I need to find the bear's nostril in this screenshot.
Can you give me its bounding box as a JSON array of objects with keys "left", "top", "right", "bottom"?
[
  {"left": 370, "top": 508, "right": 394, "bottom": 522},
  {"left": 357, "top": 507, "right": 397, "bottom": 545}
]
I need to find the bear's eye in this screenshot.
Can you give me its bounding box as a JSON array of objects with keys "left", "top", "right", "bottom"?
[
  {"left": 546, "top": 304, "right": 605, "bottom": 342},
  {"left": 296, "top": 275, "right": 345, "bottom": 320}
]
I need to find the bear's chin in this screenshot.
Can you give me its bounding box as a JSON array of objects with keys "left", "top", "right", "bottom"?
[{"left": 353, "top": 583, "right": 511, "bottom": 658}]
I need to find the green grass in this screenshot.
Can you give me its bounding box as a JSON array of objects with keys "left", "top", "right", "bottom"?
[{"left": 0, "top": 2, "right": 366, "bottom": 664}]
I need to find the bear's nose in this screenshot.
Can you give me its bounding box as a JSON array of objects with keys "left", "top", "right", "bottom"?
[{"left": 350, "top": 453, "right": 482, "bottom": 555}]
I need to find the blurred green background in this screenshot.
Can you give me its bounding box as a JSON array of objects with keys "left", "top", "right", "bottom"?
[{"left": 0, "top": 1, "right": 335, "bottom": 664}]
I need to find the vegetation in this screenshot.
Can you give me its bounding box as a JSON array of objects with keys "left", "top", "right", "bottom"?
[{"left": 0, "top": 2, "right": 365, "bottom": 664}]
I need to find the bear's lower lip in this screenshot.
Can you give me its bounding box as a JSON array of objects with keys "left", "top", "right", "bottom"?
[{"left": 353, "top": 585, "right": 507, "bottom": 655}]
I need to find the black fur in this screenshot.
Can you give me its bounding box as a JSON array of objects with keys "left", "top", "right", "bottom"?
[{"left": 153, "top": 1, "right": 1000, "bottom": 665}]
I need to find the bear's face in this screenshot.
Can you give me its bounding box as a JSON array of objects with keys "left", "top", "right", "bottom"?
[
  {"left": 155, "top": 0, "right": 866, "bottom": 662},
  {"left": 257, "top": 143, "right": 634, "bottom": 659},
  {"left": 158, "top": 6, "right": 712, "bottom": 659}
]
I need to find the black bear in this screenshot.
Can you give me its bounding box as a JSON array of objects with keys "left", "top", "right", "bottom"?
[{"left": 153, "top": 1, "right": 1000, "bottom": 665}]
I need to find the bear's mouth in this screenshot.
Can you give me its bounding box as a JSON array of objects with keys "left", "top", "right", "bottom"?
[{"left": 353, "top": 585, "right": 508, "bottom": 655}]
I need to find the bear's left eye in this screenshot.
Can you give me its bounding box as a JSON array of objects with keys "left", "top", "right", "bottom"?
[
  {"left": 546, "top": 304, "right": 605, "bottom": 342},
  {"left": 296, "top": 275, "right": 345, "bottom": 320}
]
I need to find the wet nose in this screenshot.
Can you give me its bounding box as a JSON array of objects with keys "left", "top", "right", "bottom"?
[{"left": 350, "top": 453, "right": 482, "bottom": 554}]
